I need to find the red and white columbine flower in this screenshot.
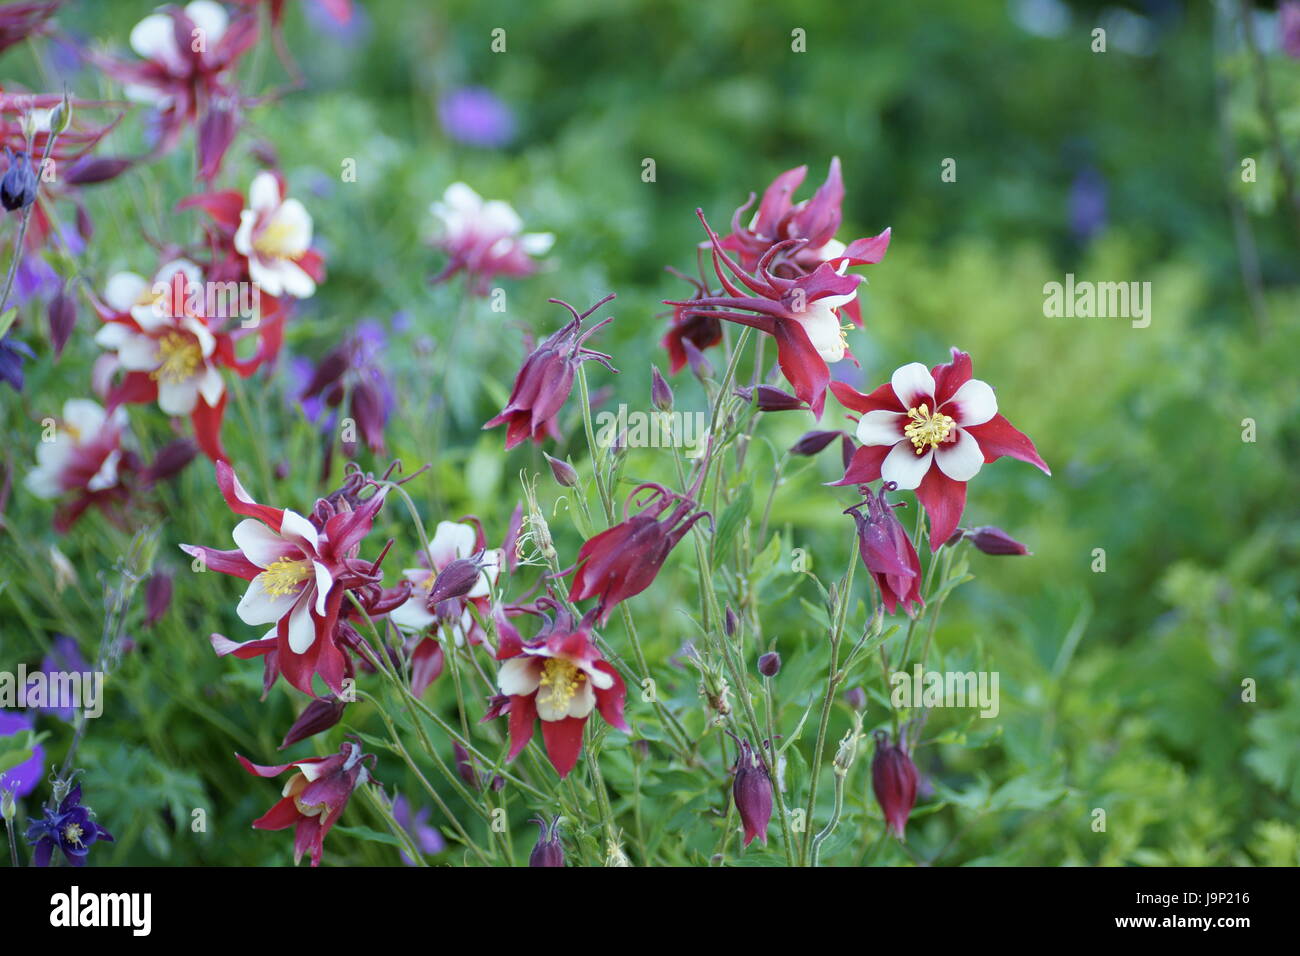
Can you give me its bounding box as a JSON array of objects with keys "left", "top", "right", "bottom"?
[
  {"left": 94, "top": 259, "right": 224, "bottom": 415},
  {"left": 24, "top": 399, "right": 137, "bottom": 532},
  {"left": 429, "top": 182, "right": 554, "bottom": 295},
  {"left": 233, "top": 171, "right": 321, "bottom": 299},
  {"left": 181, "top": 461, "right": 387, "bottom": 696},
  {"left": 237, "top": 740, "right": 376, "bottom": 867},
  {"left": 389, "top": 520, "right": 503, "bottom": 696},
  {"left": 832, "top": 349, "right": 1049, "bottom": 549},
  {"left": 495, "top": 613, "right": 628, "bottom": 778}
]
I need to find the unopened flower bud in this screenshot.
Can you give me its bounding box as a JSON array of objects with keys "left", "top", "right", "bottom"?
[
  {"left": 280, "top": 695, "right": 347, "bottom": 749},
  {"left": 144, "top": 571, "right": 173, "bottom": 627},
  {"left": 426, "top": 557, "right": 482, "bottom": 607},
  {"left": 144, "top": 438, "right": 199, "bottom": 485},
  {"left": 757, "top": 651, "right": 781, "bottom": 677},
  {"left": 1, "top": 786, "right": 15, "bottom": 822},
  {"left": 731, "top": 737, "right": 773, "bottom": 847},
  {"left": 453, "top": 742, "right": 479, "bottom": 790},
  {"left": 650, "top": 366, "right": 674, "bottom": 412},
  {"left": 871, "top": 729, "right": 919, "bottom": 839},
  {"left": 723, "top": 605, "right": 739, "bottom": 637},
  {"left": 1, "top": 151, "right": 38, "bottom": 211},
  {"left": 48, "top": 285, "right": 77, "bottom": 359},
  {"left": 529, "top": 815, "right": 565, "bottom": 867},
  {"left": 843, "top": 686, "right": 867, "bottom": 710},
  {"left": 544, "top": 453, "right": 578, "bottom": 488},
  {"left": 965, "top": 526, "right": 1030, "bottom": 556},
  {"left": 736, "top": 384, "right": 807, "bottom": 412},
  {"left": 789, "top": 429, "right": 841, "bottom": 456}
]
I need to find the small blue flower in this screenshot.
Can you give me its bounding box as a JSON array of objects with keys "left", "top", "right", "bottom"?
[{"left": 25, "top": 784, "right": 114, "bottom": 867}]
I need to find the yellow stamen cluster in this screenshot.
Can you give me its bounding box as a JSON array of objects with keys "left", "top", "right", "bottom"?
[
  {"left": 253, "top": 217, "right": 298, "bottom": 258},
  {"left": 903, "top": 403, "right": 955, "bottom": 455},
  {"left": 537, "top": 658, "right": 585, "bottom": 715},
  {"left": 152, "top": 331, "right": 202, "bottom": 384},
  {"left": 261, "top": 557, "right": 313, "bottom": 596},
  {"left": 63, "top": 823, "right": 85, "bottom": 847}
]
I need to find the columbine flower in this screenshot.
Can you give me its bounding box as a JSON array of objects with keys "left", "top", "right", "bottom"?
[
  {"left": 26, "top": 783, "right": 114, "bottom": 867},
  {"left": 237, "top": 740, "right": 375, "bottom": 867},
  {"left": 388, "top": 520, "right": 504, "bottom": 696},
  {"left": 731, "top": 736, "right": 774, "bottom": 847},
  {"left": 844, "top": 482, "right": 924, "bottom": 617},
  {"left": 719, "top": 158, "right": 890, "bottom": 330},
  {"left": 0, "top": 709, "right": 44, "bottom": 797},
  {"left": 0, "top": 333, "right": 35, "bottom": 391},
  {"left": 391, "top": 793, "right": 445, "bottom": 865},
  {"left": 832, "top": 349, "right": 1050, "bottom": 549},
  {"left": 666, "top": 212, "right": 862, "bottom": 418},
  {"left": 871, "top": 728, "right": 919, "bottom": 840},
  {"left": 101, "top": 1, "right": 258, "bottom": 177},
  {"left": 24, "top": 398, "right": 137, "bottom": 532},
  {"left": 484, "top": 294, "right": 617, "bottom": 449},
  {"left": 438, "top": 87, "right": 515, "bottom": 148},
  {"left": 495, "top": 611, "right": 628, "bottom": 778},
  {"left": 181, "top": 461, "right": 388, "bottom": 696},
  {"left": 428, "top": 182, "right": 553, "bottom": 295},
  {"left": 568, "top": 482, "right": 708, "bottom": 624},
  {"left": 233, "top": 171, "right": 322, "bottom": 298}
]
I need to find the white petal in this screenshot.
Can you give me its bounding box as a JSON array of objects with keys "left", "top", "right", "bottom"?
[
  {"left": 880, "top": 441, "right": 933, "bottom": 490},
  {"left": 237, "top": 574, "right": 300, "bottom": 625},
  {"left": 497, "top": 657, "right": 541, "bottom": 697},
  {"left": 197, "top": 363, "right": 225, "bottom": 406},
  {"left": 62, "top": 399, "right": 107, "bottom": 437},
  {"left": 157, "top": 378, "right": 199, "bottom": 415},
  {"left": 129, "top": 13, "right": 181, "bottom": 67},
  {"left": 248, "top": 171, "right": 281, "bottom": 213},
  {"left": 855, "top": 410, "right": 907, "bottom": 447},
  {"left": 934, "top": 428, "right": 984, "bottom": 482},
  {"left": 891, "top": 362, "right": 937, "bottom": 409},
  {"left": 581, "top": 661, "right": 614, "bottom": 691},
  {"left": 104, "top": 272, "right": 148, "bottom": 314},
  {"left": 86, "top": 449, "right": 121, "bottom": 492},
  {"left": 233, "top": 210, "right": 256, "bottom": 257},
  {"left": 312, "top": 562, "right": 332, "bottom": 615},
  {"left": 278, "top": 509, "right": 320, "bottom": 552},
  {"left": 430, "top": 521, "right": 476, "bottom": 565},
  {"left": 286, "top": 592, "right": 316, "bottom": 654},
  {"left": 389, "top": 597, "right": 436, "bottom": 632},
  {"left": 793, "top": 301, "right": 847, "bottom": 363},
  {"left": 566, "top": 679, "right": 596, "bottom": 719},
  {"left": 246, "top": 256, "right": 283, "bottom": 298},
  {"left": 232, "top": 518, "right": 289, "bottom": 568},
  {"left": 185, "top": 0, "right": 229, "bottom": 44},
  {"left": 115, "top": 333, "right": 161, "bottom": 372},
  {"left": 945, "top": 378, "right": 997, "bottom": 427},
  {"left": 272, "top": 259, "right": 316, "bottom": 299},
  {"left": 270, "top": 199, "right": 313, "bottom": 253}
]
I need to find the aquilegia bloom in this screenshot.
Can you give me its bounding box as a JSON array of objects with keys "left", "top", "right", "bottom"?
[
  {"left": 484, "top": 294, "right": 617, "bottom": 449},
  {"left": 237, "top": 740, "right": 376, "bottom": 867},
  {"left": 871, "top": 728, "right": 919, "bottom": 840},
  {"left": 181, "top": 461, "right": 387, "bottom": 696},
  {"left": 494, "top": 610, "right": 628, "bottom": 778},
  {"left": 428, "top": 182, "right": 553, "bottom": 295},
  {"left": 844, "top": 482, "right": 924, "bottom": 617},
  {"left": 568, "top": 482, "right": 708, "bottom": 623},
  {"left": 26, "top": 783, "right": 114, "bottom": 867},
  {"left": 25, "top": 398, "right": 137, "bottom": 532},
  {"left": 833, "top": 349, "right": 1049, "bottom": 549}
]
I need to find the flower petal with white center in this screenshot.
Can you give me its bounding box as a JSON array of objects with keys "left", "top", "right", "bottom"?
[
  {"left": 945, "top": 378, "right": 997, "bottom": 427},
  {"left": 248, "top": 171, "right": 281, "bottom": 213},
  {"left": 184, "top": 0, "right": 229, "bottom": 45},
  {"left": 389, "top": 596, "right": 436, "bottom": 632},
  {"left": 104, "top": 272, "right": 148, "bottom": 314},
  {"left": 157, "top": 378, "right": 200, "bottom": 415},
  {"left": 232, "top": 518, "right": 290, "bottom": 568},
  {"left": 581, "top": 661, "right": 614, "bottom": 691},
  {"left": 312, "top": 561, "right": 333, "bottom": 616},
  {"left": 285, "top": 591, "right": 316, "bottom": 654},
  {"left": 891, "top": 363, "right": 936, "bottom": 409},
  {"left": 129, "top": 13, "right": 183, "bottom": 71},
  {"left": 197, "top": 363, "right": 225, "bottom": 406},
  {"left": 565, "top": 679, "right": 597, "bottom": 719},
  {"left": 855, "top": 409, "right": 907, "bottom": 447},
  {"left": 278, "top": 509, "right": 320, "bottom": 552},
  {"left": 237, "top": 574, "right": 301, "bottom": 626},
  {"left": 430, "top": 521, "right": 477, "bottom": 566},
  {"left": 87, "top": 449, "right": 122, "bottom": 492},
  {"left": 497, "top": 657, "right": 541, "bottom": 697},
  {"left": 793, "top": 300, "right": 848, "bottom": 363},
  {"left": 62, "top": 399, "right": 108, "bottom": 437},
  {"left": 880, "top": 441, "right": 934, "bottom": 490},
  {"left": 934, "top": 428, "right": 984, "bottom": 482}
]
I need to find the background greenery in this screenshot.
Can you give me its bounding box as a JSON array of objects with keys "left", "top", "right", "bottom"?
[{"left": 2, "top": 0, "right": 1297, "bottom": 865}]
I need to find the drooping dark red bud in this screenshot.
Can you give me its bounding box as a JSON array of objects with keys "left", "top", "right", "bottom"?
[
  {"left": 144, "top": 438, "right": 199, "bottom": 485},
  {"left": 844, "top": 483, "right": 923, "bottom": 617},
  {"left": 843, "top": 686, "right": 867, "bottom": 710},
  {"left": 279, "top": 695, "right": 348, "bottom": 749},
  {"left": 75, "top": 202, "right": 94, "bottom": 242},
  {"left": 144, "top": 571, "right": 173, "bottom": 627},
  {"left": 528, "top": 815, "right": 565, "bottom": 867},
  {"left": 965, "top": 526, "right": 1030, "bottom": 556},
  {"left": 871, "top": 728, "right": 918, "bottom": 839},
  {"left": 757, "top": 651, "right": 781, "bottom": 677},
  {"left": 839, "top": 433, "right": 856, "bottom": 472},
  {"left": 63, "top": 156, "right": 134, "bottom": 186},
  {"left": 426, "top": 557, "right": 484, "bottom": 608},
  {"left": 453, "top": 742, "right": 480, "bottom": 790},
  {"left": 731, "top": 737, "right": 773, "bottom": 847},
  {"left": 736, "top": 384, "right": 807, "bottom": 412},
  {"left": 723, "top": 605, "right": 739, "bottom": 637},
  {"left": 47, "top": 285, "right": 77, "bottom": 359},
  {"left": 789, "top": 429, "right": 841, "bottom": 456}
]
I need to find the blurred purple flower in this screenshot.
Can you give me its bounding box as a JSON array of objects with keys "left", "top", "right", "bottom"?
[
  {"left": 1069, "top": 166, "right": 1107, "bottom": 243},
  {"left": 0, "top": 709, "right": 45, "bottom": 799},
  {"left": 1282, "top": 2, "right": 1300, "bottom": 58},
  {"left": 26, "top": 636, "right": 88, "bottom": 723},
  {"left": 391, "top": 794, "right": 445, "bottom": 864},
  {"left": 438, "top": 87, "right": 516, "bottom": 148},
  {"left": 0, "top": 335, "right": 34, "bottom": 392}
]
